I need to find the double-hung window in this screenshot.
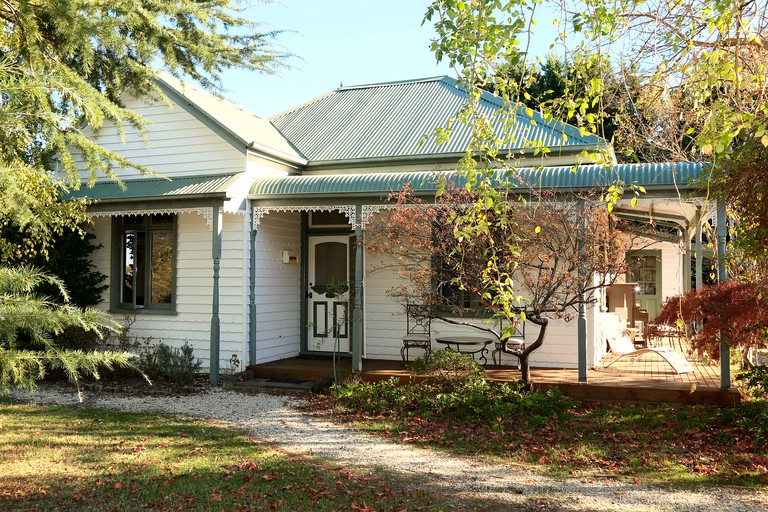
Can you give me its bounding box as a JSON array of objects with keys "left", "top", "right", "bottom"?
[{"left": 114, "top": 214, "right": 175, "bottom": 311}]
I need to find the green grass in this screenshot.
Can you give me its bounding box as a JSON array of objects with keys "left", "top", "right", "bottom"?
[
  {"left": 0, "top": 399, "right": 511, "bottom": 511},
  {"left": 313, "top": 379, "right": 768, "bottom": 488}
]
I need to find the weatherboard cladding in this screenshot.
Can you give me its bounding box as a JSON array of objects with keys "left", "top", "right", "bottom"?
[
  {"left": 157, "top": 75, "right": 305, "bottom": 164},
  {"left": 269, "top": 77, "right": 602, "bottom": 164},
  {"left": 248, "top": 162, "right": 707, "bottom": 198}
]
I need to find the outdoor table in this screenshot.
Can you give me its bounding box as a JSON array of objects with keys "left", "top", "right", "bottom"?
[{"left": 435, "top": 335, "right": 494, "bottom": 365}]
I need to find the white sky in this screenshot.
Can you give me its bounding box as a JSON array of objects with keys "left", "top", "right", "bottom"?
[{"left": 220, "top": 1, "right": 559, "bottom": 117}]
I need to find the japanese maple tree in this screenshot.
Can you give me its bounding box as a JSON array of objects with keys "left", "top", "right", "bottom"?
[{"left": 650, "top": 280, "right": 768, "bottom": 369}]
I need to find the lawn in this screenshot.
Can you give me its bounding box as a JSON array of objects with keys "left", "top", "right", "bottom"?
[
  {"left": 309, "top": 377, "right": 768, "bottom": 488},
  {"left": 0, "top": 399, "right": 505, "bottom": 512}
]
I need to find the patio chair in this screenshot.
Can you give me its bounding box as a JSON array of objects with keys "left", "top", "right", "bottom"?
[
  {"left": 600, "top": 313, "right": 694, "bottom": 374},
  {"left": 491, "top": 319, "right": 525, "bottom": 366},
  {"left": 400, "top": 304, "right": 432, "bottom": 362}
]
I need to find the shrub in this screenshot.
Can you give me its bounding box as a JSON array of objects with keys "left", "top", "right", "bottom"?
[
  {"left": 330, "top": 376, "right": 413, "bottom": 415},
  {"left": 409, "top": 349, "right": 485, "bottom": 389},
  {"left": 734, "top": 400, "right": 768, "bottom": 443},
  {"left": 516, "top": 387, "right": 575, "bottom": 427},
  {"left": 140, "top": 342, "right": 201, "bottom": 386},
  {"left": 737, "top": 365, "right": 768, "bottom": 399},
  {"left": 650, "top": 281, "right": 768, "bottom": 368},
  {"left": 330, "top": 374, "right": 575, "bottom": 429}
]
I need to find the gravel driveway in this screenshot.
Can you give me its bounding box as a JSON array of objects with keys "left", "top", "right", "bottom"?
[{"left": 10, "top": 385, "right": 767, "bottom": 512}]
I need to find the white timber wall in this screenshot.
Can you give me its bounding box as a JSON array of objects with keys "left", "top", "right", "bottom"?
[
  {"left": 658, "top": 241, "right": 685, "bottom": 302},
  {"left": 73, "top": 93, "right": 245, "bottom": 181},
  {"left": 364, "top": 252, "right": 409, "bottom": 360},
  {"left": 363, "top": 250, "right": 594, "bottom": 368},
  {"left": 89, "top": 212, "right": 249, "bottom": 372},
  {"left": 251, "top": 212, "right": 302, "bottom": 363}
]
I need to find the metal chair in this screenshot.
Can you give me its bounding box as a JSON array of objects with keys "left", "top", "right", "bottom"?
[
  {"left": 492, "top": 318, "right": 526, "bottom": 366},
  {"left": 400, "top": 304, "right": 432, "bottom": 362}
]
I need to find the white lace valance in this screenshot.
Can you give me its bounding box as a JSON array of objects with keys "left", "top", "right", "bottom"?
[{"left": 252, "top": 205, "right": 356, "bottom": 230}]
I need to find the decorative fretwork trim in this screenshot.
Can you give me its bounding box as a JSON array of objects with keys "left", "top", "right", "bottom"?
[
  {"left": 361, "top": 205, "right": 396, "bottom": 230},
  {"left": 89, "top": 207, "right": 221, "bottom": 230},
  {"left": 252, "top": 205, "right": 356, "bottom": 230}
]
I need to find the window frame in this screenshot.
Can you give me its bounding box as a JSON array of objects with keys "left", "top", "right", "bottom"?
[
  {"left": 111, "top": 214, "right": 177, "bottom": 314},
  {"left": 433, "top": 251, "right": 490, "bottom": 318}
]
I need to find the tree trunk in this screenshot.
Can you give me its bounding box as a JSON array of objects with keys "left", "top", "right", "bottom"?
[{"left": 517, "top": 315, "right": 548, "bottom": 391}]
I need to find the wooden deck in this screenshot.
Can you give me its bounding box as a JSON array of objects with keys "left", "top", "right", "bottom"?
[{"left": 247, "top": 350, "right": 740, "bottom": 405}]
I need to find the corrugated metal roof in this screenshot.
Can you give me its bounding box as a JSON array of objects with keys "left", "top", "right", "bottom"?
[
  {"left": 270, "top": 76, "right": 605, "bottom": 165},
  {"left": 249, "top": 162, "right": 708, "bottom": 198},
  {"left": 65, "top": 173, "right": 242, "bottom": 202}
]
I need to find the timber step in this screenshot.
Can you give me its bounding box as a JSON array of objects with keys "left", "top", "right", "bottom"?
[{"left": 229, "top": 367, "right": 337, "bottom": 393}]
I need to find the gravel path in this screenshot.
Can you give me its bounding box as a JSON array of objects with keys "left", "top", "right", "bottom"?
[{"left": 10, "top": 385, "right": 767, "bottom": 512}]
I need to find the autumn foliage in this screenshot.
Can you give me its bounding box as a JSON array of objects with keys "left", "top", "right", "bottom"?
[
  {"left": 365, "top": 180, "right": 635, "bottom": 386},
  {"left": 650, "top": 280, "right": 768, "bottom": 367}
]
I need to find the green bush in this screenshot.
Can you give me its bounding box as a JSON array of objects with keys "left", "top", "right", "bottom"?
[
  {"left": 516, "top": 387, "right": 575, "bottom": 427},
  {"left": 734, "top": 399, "right": 768, "bottom": 443},
  {"left": 140, "top": 342, "right": 201, "bottom": 386},
  {"left": 330, "top": 374, "right": 575, "bottom": 429},
  {"left": 737, "top": 365, "right": 768, "bottom": 398},
  {"left": 330, "top": 376, "right": 413, "bottom": 414},
  {"left": 409, "top": 349, "right": 485, "bottom": 389}
]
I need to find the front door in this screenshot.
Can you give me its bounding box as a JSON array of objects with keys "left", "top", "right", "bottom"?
[
  {"left": 627, "top": 251, "right": 663, "bottom": 320},
  {"left": 307, "top": 236, "right": 350, "bottom": 353}
]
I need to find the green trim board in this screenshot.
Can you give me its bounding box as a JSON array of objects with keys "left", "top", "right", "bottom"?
[
  {"left": 333, "top": 301, "right": 349, "bottom": 339},
  {"left": 249, "top": 162, "right": 709, "bottom": 199},
  {"left": 312, "top": 301, "right": 327, "bottom": 338}
]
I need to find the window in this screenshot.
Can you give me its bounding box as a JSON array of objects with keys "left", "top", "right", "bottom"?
[
  {"left": 114, "top": 214, "right": 175, "bottom": 311},
  {"left": 310, "top": 210, "right": 350, "bottom": 228},
  {"left": 627, "top": 254, "right": 658, "bottom": 295},
  {"left": 434, "top": 253, "right": 486, "bottom": 316}
]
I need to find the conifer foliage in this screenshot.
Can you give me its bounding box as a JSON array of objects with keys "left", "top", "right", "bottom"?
[
  {"left": 0, "top": 265, "right": 132, "bottom": 395},
  {"left": 0, "top": 0, "right": 285, "bottom": 392}
]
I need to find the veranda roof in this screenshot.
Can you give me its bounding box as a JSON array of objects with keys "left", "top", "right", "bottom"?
[
  {"left": 249, "top": 162, "right": 708, "bottom": 200},
  {"left": 64, "top": 173, "right": 243, "bottom": 203}
]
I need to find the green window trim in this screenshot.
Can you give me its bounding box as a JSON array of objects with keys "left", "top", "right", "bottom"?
[{"left": 111, "top": 214, "right": 177, "bottom": 313}]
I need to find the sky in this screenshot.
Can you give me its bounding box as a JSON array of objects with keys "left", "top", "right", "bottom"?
[{"left": 220, "top": 1, "right": 558, "bottom": 118}]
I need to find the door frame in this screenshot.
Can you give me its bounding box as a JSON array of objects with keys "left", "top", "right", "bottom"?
[
  {"left": 306, "top": 234, "right": 351, "bottom": 353},
  {"left": 626, "top": 249, "right": 663, "bottom": 320},
  {"left": 300, "top": 213, "right": 355, "bottom": 355}
]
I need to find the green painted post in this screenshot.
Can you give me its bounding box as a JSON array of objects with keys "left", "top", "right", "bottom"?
[
  {"left": 248, "top": 211, "right": 257, "bottom": 366},
  {"left": 695, "top": 206, "right": 703, "bottom": 291},
  {"left": 210, "top": 205, "right": 221, "bottom": 386},
  {"left": 716, "top": 198, "right": 730, "bottom": 390},
  {"left": 577, "top": 200, "right": 587, "bottom": 383},
  {"left": 352, "top": 205, "right": 364, "bottom": 373}
]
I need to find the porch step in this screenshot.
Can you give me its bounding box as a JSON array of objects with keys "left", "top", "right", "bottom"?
[
  {"left": 225, "top": 367, "right": 337, "bottom": 394},
  {"left": 245, "top": 358, "right": 349, "bottom": 382}
]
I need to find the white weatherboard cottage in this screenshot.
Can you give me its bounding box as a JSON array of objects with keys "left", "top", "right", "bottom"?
[{"left": 68, "top": 76, "right": 719, "bottom": 383}]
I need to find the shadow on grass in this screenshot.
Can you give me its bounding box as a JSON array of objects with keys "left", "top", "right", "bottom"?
[{"left": 0, "top": 400, "right": 523, "bottom": 511}]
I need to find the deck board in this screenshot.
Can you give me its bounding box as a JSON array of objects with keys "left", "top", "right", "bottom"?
[{"left": 246, "top": 349, "right": 739, "bottom": 405}]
